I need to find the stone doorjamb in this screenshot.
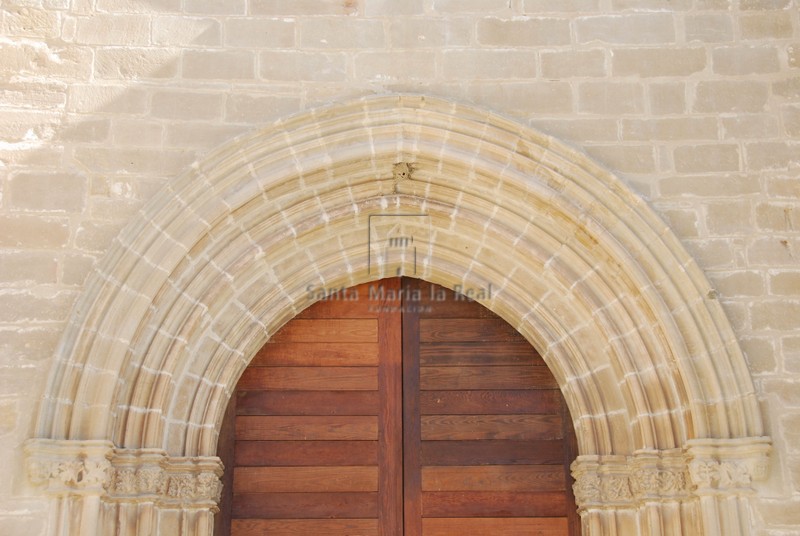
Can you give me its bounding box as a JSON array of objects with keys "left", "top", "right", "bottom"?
[{"left": 26, "top": 96, "right": 770, "bottom": 535}]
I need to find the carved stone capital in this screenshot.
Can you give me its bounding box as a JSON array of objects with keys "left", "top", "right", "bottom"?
[
  {"left": 572, "top": 450, "right": 693, "bottom": 510},
  {"left": 686, "top": 437, "right": 771, "bottom": 495},
  {"left": 25, "top": 439, "right": 115, "bottom": 496},
  {"left": 108, "top": 449, "right": 223, "bottom": 508}
]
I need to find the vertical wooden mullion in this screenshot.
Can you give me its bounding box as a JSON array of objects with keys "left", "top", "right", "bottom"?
[
  {"left": 378, "top": 278, "right": 404, "bottom": 536},
  {"left": 402, "top": 277, "right": 423, "bottom": 536}
]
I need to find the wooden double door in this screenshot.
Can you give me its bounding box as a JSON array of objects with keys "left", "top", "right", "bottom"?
[{"left": 218, "top": 278, "right": 580, "bottom": 536}]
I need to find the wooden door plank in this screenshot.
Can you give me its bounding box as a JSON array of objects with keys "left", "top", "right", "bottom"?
[
  {"left": 420, "top": 318, "right": 521, "bottom": 342},
  {"left": 420, "top": 366, "right": 559, "bottom": 390},
  {"left": 252, "top": 342, "right": 380, "bottom": 367},
  {"left": 236, "top": 390, "right": 379, "bottom": 416},
  {"left": 421, "top": 414, "right": 562, "bottom": 441},
  {"left": 377, "top": 277, "right": 403, "bottom": 536},
  {"left": 235, "top": 440, "right": 378, "bottom": 467},
  {"left": 422, "top": 491, "right": 568, "bottom": 517},
  {"left": 419, "top": 342, "right": 543, "bottom": 366},
  {"left": 233, "top": 466, "right": 378, "bottom": 493},
  {"left": 420, "top": 440, "right": 565, "bottom": 466},
  {"left": 231, "top": 519, "right": 379, "bottom": 536},
  {"left": 232, "top": 492, "right": 378, "bottom": 519},
  {"left": 421, "top": 465, "right": 567, "bottom": 492},
  {"left": 402, "top": 278, "right": 423, "bottom": 536},
  {"left": 237, "top": 367, "right": 377, "bottom": 391},
  {"left": 421, "top": 517, "right": 568, "bottom": 536},
  {"left": 235, "top": 415, "right": 378, "bottom": 441},
  {"left": 269, "top": 319, "right": 378, "bottom": 343},
  {"left": 420, "top": 390, "right": 560, "bottom": 415}
]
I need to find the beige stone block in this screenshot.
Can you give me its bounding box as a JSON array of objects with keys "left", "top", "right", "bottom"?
[
  {"left": 747, "top": 237, "right": 797, "bottom": 267},
  {"left": 7, "top": 172, "right": 86, "bottom": 213},
  {"left": 710, "top": 270, "right": 766, "bottom": 296},
  {"left": 739, "top": 337, "right": 777, "bottom": 374},
  {"left": 774, "top": 77, "right": 800, "bottom": 100},
  {"left": 67, "top": 84, "right": 149, "bottom": 114},
  {"left": 73, "top": 147, "right": 192, "bottom": 175},
  {"left": 722, "top": 114, "right": 781, "bottom": 139},
  {"left": 767, "top": 176, "right": 800, "bottom": 198},
  {"left": 166, "top": 123, "right": 248, "bottom": 148},
  {"left": 477, "top": 18, "right": 571, "bottom": 46},
  {"left": 657, "top": 208, "right": 700, "bottom": 238},
  {"left": 56, "top": 118, "right": 111, "bottom": 143},
  {"left": 75, "top": 221, "right": 125, "bottom": 253},
  {"left": 614, "top": 47, "right": 706, "bottom": 77},
  {"left": 576, "top": 13, "right": 675, "bottom": 44},
  {"left": 224, "top": 18, "right": 295, "bottom": 48},
  {"left": 712, "top": 46, "right": 780, "bottom": 75},
  {"left": 363, "top": 0, "right": 423, "bottom": 15},
  {"left": 0, "top": 110, "right": 61, "bottom": 142},
  {"left": 785, "top": 337, "right": 800, "bottom": 373},
  {"left": 389, "top": 19, "right": 449, "bottom": 48},
  {"left": 0, "top": 81, "right": 66, "bottom": 110},
  {"left": 182, "top": 50, "right": 255, "bottom": 80},
  {"left": 441, "top": 50, "right": 537, "bottom": 80},
  {"left": 695, "top": 0, "right": 733, "bottom": 8},
  {"left": 95, "top": 47, "right": 179, "bottom": 79},
  {"left": 185, "top": 0, "right": 246, "bottom": 14},
  {"left": 649, "top": 82, "right": 686, "bottom": 115},
  {"left": 96, "top": 0, "right": 181, "bottom": 11},
  {"left": 75, "top": 14, "right": 150, "bottom": 45},
  {"left": 532, "top": 118, "right": 618, "bottom": 142},
  {"left": 432, "top": 0, "right": 508, "bottom": 12},
  {"left": 783, "top": 105, "right": 800, "bottom": 136},
  {"left": 541, "top": 50, "right": 605, "bottom": 78},
  {"left": 741, "top": 12, "right": 794, "bottom": 39},
  {"left": 356, "top": 51, "right": 437, "bottom": 81},
  {"left": 1, "top": 6, "right": 61, "bottom": 38},
  {"left": 621, "top": 117, "right": 717, "bottom": 141},
  {"left": 578, "top": 82, "right": 644, "bottom": 114},
  {"left": 151, "top": 90, "right": 223, "bottom": 121},
  {"left": 467, "top": 82, "right": 574, "bottom": 115},
  {"left": 522, "top": 0, "right": 600, "bottom": 10},
  {"left": 685, "top": 13, "right": 734, "bottom": 42},
  {"left": 0, "top": 326, "right": 62, "bottom": 362},
  {"left": 756, "top": 203, "right": 800, "bottom": 232},
  {"left": 746, "top": 142, "right": 800, "bottom": 170},
  {"left": 153, "top": 16, "right": 221, "bottom": 46},
  {"left": 0, "top": 42, "right": 92, "bottom": 80},
  {"left": 0, "top": 289, "right": 78, "bottom": 322},
  {"left": 0, "top": 215, "right": 70, "bottom": 248},
  {"left": 299, "top": 19, "right": 385, "bottom": 49},
  {"left": 740, "top": 0, "right": 791, "bottom": 7},
  {"left": 612, "top": 0, "right": 692, "bottom": 7},
  {"left": 584, "top": 145, "right": 656, "bottom": 173},
  {"left": 789, "top": 44, "right": 800, "bottom": 69},
  {"left": 674, "top": 144, "right": 740, "bottom": 172},
  {"left": 753, "top": 301, "right": 800, "bottom": 330},
  {"left": 61, "top": 253, "right": 96, "bottom": 286},
  {"left": 261, "top": 51, "right": 348, "bottom": 81},
  {"left": 683, "top": 238, "right": 738, "bottom": 268},
  {"left": 659, "top": 175, "right": 760, "bottom": 197},
  {"left": 770, "top": 272, "right": 800, "bottom": 295},
  {"left": 250, "top": 0, "right": 359, "bottom": 15},
  {"left": 705, "top": 200, "right": 752, "bottom": 234},
  {"left": 0, "top": 252, "right": 58, "bottom": 284},
  {"left": 111, "top": 119, "right": 163, "bottom": 147},
  {"left": 224, "top": 94, "right": 301, "bottom": 124},
  {"left": 693, "top": 80, "right": 769, "bottom": 113}
]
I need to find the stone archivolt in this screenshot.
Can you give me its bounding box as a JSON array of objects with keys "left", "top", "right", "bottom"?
[{"left": 26, "top": 96, "right": 770, "bottom": 535}]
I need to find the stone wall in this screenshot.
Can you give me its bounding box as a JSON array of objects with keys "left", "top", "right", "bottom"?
[{"left": 0, "top": 1, "right": 798, "bottom": 534}]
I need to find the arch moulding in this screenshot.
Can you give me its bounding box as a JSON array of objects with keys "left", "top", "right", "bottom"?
[{"left": 25, "top": 95, "right": 769, "bottom": 536}]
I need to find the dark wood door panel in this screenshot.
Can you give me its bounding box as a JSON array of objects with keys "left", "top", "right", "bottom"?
[{"left": 225, "top": 278, "right": 579, "bottom": 536}]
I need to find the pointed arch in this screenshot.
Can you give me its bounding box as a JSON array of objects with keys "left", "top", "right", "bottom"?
[{"left": 29, "top": 96, "right": 768, "bottom": 536}]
